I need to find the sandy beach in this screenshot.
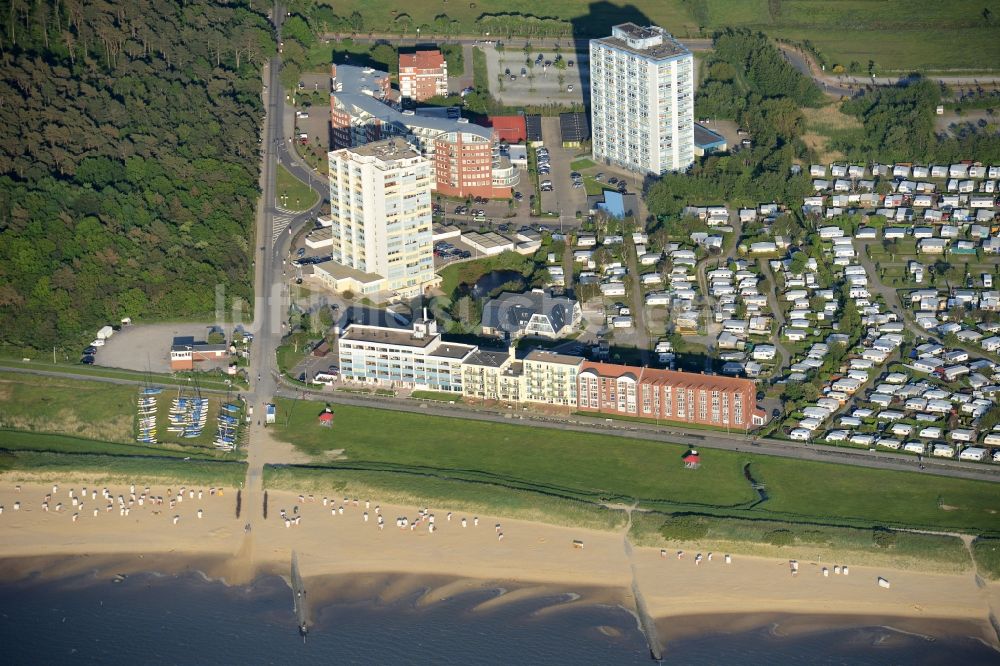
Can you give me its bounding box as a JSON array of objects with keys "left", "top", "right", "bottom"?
[{"left": 1, "top": 477, "right": 997, "bottom": 648}]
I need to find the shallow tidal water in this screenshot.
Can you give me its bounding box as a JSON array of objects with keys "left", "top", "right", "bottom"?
[{"left": 0, "top": 571, "right": 996, "bottom": 665}]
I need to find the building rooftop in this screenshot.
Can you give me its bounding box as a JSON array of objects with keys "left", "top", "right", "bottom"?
[
  {"left": 464, "top": 349, "right": 511, "bottom": 368},
  {"left": 594, "top": 23, "right": 689, "bottom": 61},
  {"left": 559, "top": 112, "right": 591, "bottom": 143},
  {"left": 525, "top": 114, "right": 543, "bottom": 142},
  {"left": 482, "top": 291, "right": 578, "bottom": 336},
  {"left": 347, "top": 137, "right": 422, "bottom": 160},
  {"left": 399, "top": 49, "right": 445, "bottom": 70},
  {"left": 464, "top": 231, "right": 514, "bottom": 250},
  {"left": 580, "top": 360, "right": 756, "bottom": 391},
  {"left": 694, "top": 124, "right": 727, "bottom": 149},
  {"left": 332, "top": 65, "right": 492, "bottom": 140},
  {"left": 340, "top": 324, "right": 437, "bottom": 348},
  {"left": 428, "top": 343, "right": 477, "bottom": 360},
  {"left": 305, "top": 262, "right": 384, "bottom": 285},
  {"left": 524, "top": 349, "right": 585, "bottom": 366}
]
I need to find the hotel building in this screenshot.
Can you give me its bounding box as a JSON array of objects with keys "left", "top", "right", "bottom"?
[
  {"left": 337, "top": 315, "right": 474, "bottom": 392},
  {"left": 576, "top": 361, "right": 766, "bottom": 428},
  {"left": 327, "top": 138, "right": 439, "bottom": 298},
  {"left": 336, "top": 322, "right": 766, "bottom": 428},
  {"left": 590, "top": 23, "right": 694, "bottom": 174},
  {"left": 330, "top": 64, "right": 517, "bottom": 199}
]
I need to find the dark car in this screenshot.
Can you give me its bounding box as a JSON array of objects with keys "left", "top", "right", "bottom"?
[
  {"left": 83, "top": 345, "right": 97, "bottom": 355},
  {"left": 608, "top": 177, "right": 619, "bottom": 184},
  {"left": 81, "top": 355, "right": 95, "bottom": 365}
]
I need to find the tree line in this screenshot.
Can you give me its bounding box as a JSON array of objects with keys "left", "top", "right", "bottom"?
[
  {"left": 647, "top": 30, "right": 818, "bottom": 222},
  {"left": 0, "top": 0, "right": 275, "bottom": 350}
]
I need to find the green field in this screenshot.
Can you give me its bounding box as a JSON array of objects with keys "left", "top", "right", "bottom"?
[
  {"left": 0, "top": 431, "right": 246, "bottom": 485},
  {"left": 410, "top": 390, "right": 464, "bottom": 403},
  {"left": 972, "top": 537, "right": 1000, "bottom": 579},
  {"left": 269, "top": 399, "right": 1000, "bottom": 536},
  {"left": 324, "top": 0, "right": 1000, "bottom": 72},
  {"left": 276, "top": 164, "right": 320, "bottom": 212},
  {"left": 0, "top": 373, "right": 244, "bottom": 458},
  {"left": 0, "top": 372, "right": 135, "bottom": 443}
]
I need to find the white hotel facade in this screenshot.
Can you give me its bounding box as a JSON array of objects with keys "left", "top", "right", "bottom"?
[
  {"left": 589, "top": 23, "right": 694, "bottom": 175},
  {"left": 327, "top": 138, "right": 439, "bottom": 298}
]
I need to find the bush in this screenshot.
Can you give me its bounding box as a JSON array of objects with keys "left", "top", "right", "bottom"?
[
  {"left": 872, "top": 527, "right": 897, "bottom": 549},
  {"left": 660, "top": 514, "right": 710, "bottom": 541},
  {"left": 765, "top": 528, "right": 795, "bottom": 546}
]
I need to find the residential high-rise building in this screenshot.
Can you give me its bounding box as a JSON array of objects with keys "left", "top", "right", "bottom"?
[
  {"left": 399, "top": 49, "right": 448, "bottom": 102},
  {"left": 589, "top": 23, "right": 694, "bottom": 175},
  {"left": 326, "top": 138, "right": 439, "bottom": 298}
]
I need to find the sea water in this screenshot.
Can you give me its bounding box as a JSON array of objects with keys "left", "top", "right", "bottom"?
[{"left": 0, "top": 572, "right": 996, "bottom": 665}]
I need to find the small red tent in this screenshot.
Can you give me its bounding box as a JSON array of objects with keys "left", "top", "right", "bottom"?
[
  {"left": 318, "top": 411, "right": 334, "bottom": 426},
  {"left": 683, "top": 452, "right": 701, "bottom": 469}
]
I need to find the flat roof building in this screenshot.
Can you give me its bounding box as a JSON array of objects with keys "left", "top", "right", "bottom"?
[
  {"left": 577, "top": 361, "right": 766, "bottom": 428},
  {"left": 559, "top": 112, "right": 591, "bottom": 147},
  {"left": 590, "top": 24, "right": 694, "bottom": 174},
  {"left": 327, "top": 138, "right": 440, "bottom": 298}
]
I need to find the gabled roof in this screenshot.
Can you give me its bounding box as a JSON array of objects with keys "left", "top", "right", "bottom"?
[{"left": 481, "top": 291, "right": 577, "bottom": 335}]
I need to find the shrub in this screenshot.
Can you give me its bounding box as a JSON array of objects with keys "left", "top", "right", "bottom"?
[
  {"left": 660, "top": 514, "right": 710, "bottom": 541},
  {"left": 765, "top": 528, "right": 795, "bottom": 546},
  {"left": 872, "top": 527, "right": 897, "bottom": 549}
]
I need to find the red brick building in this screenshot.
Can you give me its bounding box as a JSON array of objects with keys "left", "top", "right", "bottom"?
[
  {"left": 576, "top": 361, "right": 766, "bottom": 429},
  {"left": 329, "top": 64, "right": 518, "bottom": 200},
  {"left": 399, "top": 50, "right": 448, "bottom": 102}
]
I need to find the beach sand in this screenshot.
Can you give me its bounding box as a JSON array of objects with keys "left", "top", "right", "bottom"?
[{"left": 1, "top": 478, "right": 997, "bottom": 647}]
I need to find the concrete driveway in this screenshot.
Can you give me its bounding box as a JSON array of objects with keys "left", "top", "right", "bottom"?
[
  {"left": 539, "top": 117, "right": 589, "bottom": 226},
  {"left": 96, "top": 323, "right": 225, "bottom": 373}
]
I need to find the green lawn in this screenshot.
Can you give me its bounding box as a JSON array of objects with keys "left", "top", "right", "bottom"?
[
  {"left": 752, "top": 456, "right": 1000, "bottom": 534},
  {"left": 0, "top": 373, "right": 244, "bottom": 457},
  {"left": 0, "top": 430, "right": 226, "bottom": 461},
  {"left": 972, "top": 537, "right": 1000, "bottom": 580},
  {"left": 270, "top": 400, "right": 756, "bottom": 508},
  {"left": 0, "top": 372, "right": 135, "bottom": 443},
  {"left": 268, "top": 399, "right": 1000, "bottom": 537},
  {"left": 0, "top": 447, "right": 246, "bottom": 486},
  {"left": 328, "top": 0, "right": 1000, "bottom": 72},
  {"left": 472, "top": 46, "right": 488, "bottom": 91},
  {"left": 276, "top": 164, "right": 319, "bottom": 212},
  {"left": 570, "top": 158, "right": 597, "bottom": 171},
  {"left": 410, "top": 390, "right": 464, "bottom": 403}
]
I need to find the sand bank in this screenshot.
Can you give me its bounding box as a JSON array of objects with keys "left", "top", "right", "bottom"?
[{"left": 0, "top": 479, "right": 996, "bottom": 645}]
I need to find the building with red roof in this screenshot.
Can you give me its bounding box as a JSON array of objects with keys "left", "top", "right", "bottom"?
[
  {"left": 577, "top": 361, "right": 766, "bottom": 429},
  {"left": 488, "top": 115, "right": 527, "bottom": 144},
  {"left": 399, "top": 49, "right": 448, "bottom": 102}
]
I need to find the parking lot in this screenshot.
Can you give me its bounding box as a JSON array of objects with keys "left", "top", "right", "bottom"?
[
  {"left": 538, "top": 117, "right": 589, "bottom": 224},
  {"left": 94, "top": 323, "right": 228, "bottom": 374},
  {"left": 484, "top": 44, "right": 589, "bottom": 107}
]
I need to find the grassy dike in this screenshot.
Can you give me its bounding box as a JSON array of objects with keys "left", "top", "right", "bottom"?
[{"left": 262, "top": 397, "right": 1000, "bottom": 572}]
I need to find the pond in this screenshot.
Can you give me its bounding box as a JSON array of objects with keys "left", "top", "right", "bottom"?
[{"left": 471, "top": 270, "right": 527, "bottom": 299}]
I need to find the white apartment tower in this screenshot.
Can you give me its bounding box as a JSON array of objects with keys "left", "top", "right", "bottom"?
[
  {"left": 327, "top": 138, "right": 438, "bottom": 297},
  {"left": 590, "top": 24, "right": 694, "bottom": 175}
]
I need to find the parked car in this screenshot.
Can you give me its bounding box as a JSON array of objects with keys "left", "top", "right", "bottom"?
[
  {"left": 296, "top": 247, "right": 306, "bottom": 257},
  {"left": 83, "top": 346, "right": 97, "bottom": 355},
  {"left": 81, "top": 355, "right": 95, "bottom": 365}
]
